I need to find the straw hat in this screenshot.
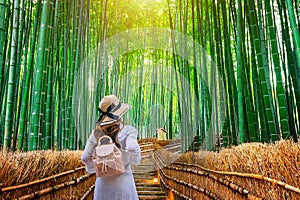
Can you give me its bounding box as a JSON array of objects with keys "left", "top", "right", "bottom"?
[{"left": 96, "top": 95, "right": 131, "bottom": 126}]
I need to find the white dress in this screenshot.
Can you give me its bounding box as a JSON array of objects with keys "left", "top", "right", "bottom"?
[{"left": 81, "top": 125, "right": 141, "bottom": 200}]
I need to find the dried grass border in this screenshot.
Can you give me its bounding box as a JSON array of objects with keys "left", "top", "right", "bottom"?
[{"left": 155, "top": 140, "right": 300, "bottom": 199}]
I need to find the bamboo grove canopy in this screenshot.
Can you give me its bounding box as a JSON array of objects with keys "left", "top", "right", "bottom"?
[{"left": 0, "top": 0, "right": 299, "bottom": 151}]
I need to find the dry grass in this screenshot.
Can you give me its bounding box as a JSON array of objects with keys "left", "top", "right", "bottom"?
[
  {"left": 0, "top": 150, "right": 95, "bottom": 199},
  {"left": 0, "top": 150, "right": 83, "bottom": 187},
  {"left": 193, "top": 140, "right": 300, "bottom": 185},
  {"left": 161, "top": 140, "right": 300, "bottom": 199},
  {"left": 3, "top": 140, "right": 298, "bottom": 199}
]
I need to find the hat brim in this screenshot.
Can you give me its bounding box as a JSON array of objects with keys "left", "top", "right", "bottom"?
[{"left": 99, "top": 103, "right": 131, "bottom": 126}]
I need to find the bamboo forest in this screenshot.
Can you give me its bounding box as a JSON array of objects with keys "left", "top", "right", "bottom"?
[{"left": 0, "top": 0, "right": 300, "bottom": 199}]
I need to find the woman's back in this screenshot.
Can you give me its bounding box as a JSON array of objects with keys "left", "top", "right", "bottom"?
[{"left": 81, "top": 124, "right": 141, "bottom": 200}]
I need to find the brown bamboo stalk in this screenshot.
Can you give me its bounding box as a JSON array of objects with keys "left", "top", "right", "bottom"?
[
  {"left": 154, "top": 152, "right": 263, "bottom": 199},
  {"left": 154, "top": 152, "right": 220, "bottom": 199},
  {"left": 80, "top": 184, "right": 95, "bottom": 200},
  {"left": 1, "top": 166, "right": 85, "bottom": 192},
  {"left": 170, "top": 165, "right": 250, "bottom": 196},
  {"left": 17, "top": 174, "right": 91, "bottom": 200},
  {"left": 158, "top": 166, "right": 220, "bottom": 199},
  {"left": 139, "top": 142, "right": 154, "bottom": 148},
  {"left": 175, "top": 162, "right": 300, "bottom": 194},
  {"left": 159, "top": 174, "right": 191, "bottom": 200},
  {"left": 141, "top": 149, "right": 154, "bottom": 153}
]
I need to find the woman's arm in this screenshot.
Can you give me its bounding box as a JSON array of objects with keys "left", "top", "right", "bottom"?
[{"left": 124, "top": 126, "right": 141, "bottom": 165}]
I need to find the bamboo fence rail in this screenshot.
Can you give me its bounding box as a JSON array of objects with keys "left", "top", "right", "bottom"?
[
  {"left": 2, "top": 140, "right": 298, "bottom": 199},
  {"left": 0, "top": 165, "right": 95, "bottom": 200},
  {"left": 140, "top": 142, "right": 155, "bottom": 159},
  {"left": 17, "top": 174, "right": 91, "bottom": 200},
  {"left": 158, "top": 165, "right": 221, "bottom": 199},
  {"left": 159, "top": 177, "right": 192, "bottom": 200},
  {"left": 153, "top": 148, "right": 300, "bottom": 199},
  {"left": 1, "top": 166, "right": 85, "bottom": 192},
  {"left": 154, "top": 151, "right": 249, "bottom": 199},
  {"left": 0, "top": 141, "right": 167, "bottom": 199},
  {"left": 80, "top": 184, "right": 95, "bottom": 200},
  {"left": 139, "top": 139, "right": 182, "bottom": 159},
  {"left": 173, "top": 162, "right": 300, "bottom": 194}
]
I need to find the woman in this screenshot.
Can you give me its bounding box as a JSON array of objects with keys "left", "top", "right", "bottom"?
[{"left": 81, "top": 95, "right": 141, "bottom": 200}]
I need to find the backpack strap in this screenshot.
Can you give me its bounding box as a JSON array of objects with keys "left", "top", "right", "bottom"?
[{"left": 97, "top": 135, "right": 113, "bottom": 145}]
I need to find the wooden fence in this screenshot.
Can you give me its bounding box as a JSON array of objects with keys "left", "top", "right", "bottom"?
[
  {"left": 0, "top": 166, "right": 95, "bottom": 200},
  {"left": 0, "top": 142, "right": 160, "bottom": 200},
  {"left": 153, "top": 150, "right": 300, "bottom": 200}
]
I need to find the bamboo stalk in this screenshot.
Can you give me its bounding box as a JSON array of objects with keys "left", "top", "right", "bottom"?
[
  {"left": 80, "top": 184, "right": 95, "bottom": 200},
  {"left": 1, "top": 166, "right": 85, "bottom": 192},
  {"left": 154, "top": 152, "right": 218, "bottom": 198},
  {"left": 17, "top": 173, "right": 91, "bottom": 200},
  {"left": 159, "top": 176, "right": 191, "bottom": 200},
  {"left": 174, "top": 162, "right": 300, "bottom": 194},
  {"left": 169, "top": 165, "right": 250, "bottom": 197},
  {"left": 154, "top": 150, "right": 300, "bottom": 198},
  {"left": 157, "top": 164, "right": 220, "bottom": 199},
  {"left": 139, "top": 142, "right": 154, "bottom": 148},
  {"left": 141, "top": 149, "right": 154, "bottom": 153}
]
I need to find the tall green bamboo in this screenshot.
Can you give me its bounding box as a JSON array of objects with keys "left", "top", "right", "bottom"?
[
  {"left": 245, "top": 0, "right": 266, "bottom": 142},
  {"left": 11, "top": 0, "right": 31, "bottom": 151},
  {"left": 168, "top": 53, "right": 174, "bottom": 139},
  {"left": 236, "top": 0, "right": 245, "bottom": 143},
  {"left": 67, "top": 0, "right": 84, "bottom": 149},
  {"left": 167, "top": 0, "right": 182, "bottom": 143},
  {"left": 247, "top": 0, "right": 278, "bottom": 141},
  {"left": 1, "top": 94, "right": 7, "bottom": 147},
  {"left": 280, "top": 0, "right": 300, "bottom": 139},
  {"left": 191, "top": 0, "right": 200, "bottom": 148},
  {"left": 0, "top": 1, "right": 11, "bottom": 147},
  {"left": 1, "top": 0, "right": 299, "bottom": 152},
  {"left": 44, "top": 0, "right": 56, "bottom": 149},
  {"left": 223, "top": 0, "right": 238, "bottom": 146},
  {"left": 137, "top": 51, "right": 145, "bottom": 136},
  {"left": 217, "top": 0, "right": 227, "bottom": 147},
  {"left": 286, "top": 0, "right": 300, "bottom": 66},
  {"left": 38, "top": 0, "right": 52, "bottom": 149},
  {"left": 3, "top": 0, "right": 20, "bottom": 149},
  {"left": 15, "top": 0, "right": 33, "bottom": 150},
  {"left": 63, "top": 0, "right": 76, "bottom": 149},
  {"left": 244, "top": 1, "right": 259, "bottom": 142},
  {"left": 198, "top": 0, "right": 204, "bottom": 147},
  {"left": 57, "top": 0, "right": 71, "bottom": 150},
  {"left": 18, "top": 1, "right": 41, "bottom": 150},
  {"left": 265, "top": 0, "right": 290, "bottom": 138},
  {"left": 0, "top": 0, "right": 6, "bottom": 93},
  {"left": 29, "top": 0, "right": 51, "bottom": 150},
  {"left": 218, "top": 1, "right": 232, "bottom": 146},
  {"left": 0, "top": 28, "right": 6, "bottom": 146}
]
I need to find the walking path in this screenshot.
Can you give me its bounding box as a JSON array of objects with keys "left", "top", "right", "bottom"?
[{"left": 133, "top": 158, "right": 167, "bottom": 200}]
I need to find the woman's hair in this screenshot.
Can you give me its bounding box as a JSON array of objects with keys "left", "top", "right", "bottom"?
[{"left": 95, "top": 122, "right": 121, "bottom": 148}]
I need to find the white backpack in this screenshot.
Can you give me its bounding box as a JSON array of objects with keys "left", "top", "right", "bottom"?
[{"left": 93, "top": 135, "right": 125, "bottom": 177}]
